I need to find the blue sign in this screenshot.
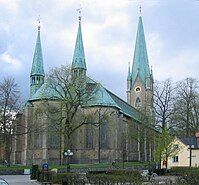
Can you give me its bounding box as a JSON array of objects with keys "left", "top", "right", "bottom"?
[{"left": 42, "top": 163, "right": 49, "bottom": 171}]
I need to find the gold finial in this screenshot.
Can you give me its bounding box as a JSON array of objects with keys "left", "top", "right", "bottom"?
[
  {"left": 76, "top": 7, "right": 82, "bottom": 22},
  {"left": 139, "top": 5, "right": 142, "bottom": 15},
  {"left": 37, "top": 15, "right": 41, "bottom": 31}
]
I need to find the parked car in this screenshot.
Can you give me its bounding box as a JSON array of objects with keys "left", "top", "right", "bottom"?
[{"left": 0, "top": 178, "right": 9, "bottom": 185}]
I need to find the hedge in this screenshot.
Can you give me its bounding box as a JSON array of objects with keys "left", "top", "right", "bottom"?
[{"left": 49, "top": 170, "right": 143, "bottom": 184}]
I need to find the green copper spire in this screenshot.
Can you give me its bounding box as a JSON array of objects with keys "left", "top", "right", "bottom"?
[
  {"left": 72, "top": 16, "right": 87, "bottom": 70},
  {"left": 30, "top": 23, "right": 45, "bottom": 98},
  {"left": 31, "top": 25, "right": 44, "bottom": 76},
  {"left": 131, "top": 16, "right": 150, "bottom": 86}
]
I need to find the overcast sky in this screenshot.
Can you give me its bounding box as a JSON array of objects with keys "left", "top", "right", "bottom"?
[{"left": 0, "top": 0, "right": 199, "bottom": 101}]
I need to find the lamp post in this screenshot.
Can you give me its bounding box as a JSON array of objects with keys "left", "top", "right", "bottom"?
[
  {"left": 189, "top": 145, "right": 194, "bottom": 167},
  {"left": 64, "top": 149, "right": 73, "bottom": 172}
]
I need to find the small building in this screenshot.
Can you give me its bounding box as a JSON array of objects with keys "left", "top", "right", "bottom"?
[{"left": 166, "top": 133, "right": 199, "bottom": 169}]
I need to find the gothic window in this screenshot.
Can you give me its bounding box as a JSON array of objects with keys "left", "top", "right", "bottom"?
[
  {"left": 135, "top": 97, "right": 141, "bottom": 108},
  {"left": 100, "top": 121, "right": 109, "bottom": 149},
  {"left": 34, "top": 113, "right": 43, "bottom": 148},
  {"left": 79, "top": 70, "right": 83, "bottom": 76},
  {"left": 86, "top": 124, "right": 93, "bottom": 149},
  {"left": 32, "top": 77, "right": 35, "bottom": 84},
  {"left": 36, "top": 77, "right": 39, "bottom": 84},
  {"left": 49, "top": 124, "right": 59, "bottom": 149},
  {"left": 74, "top": 70, "right": 77, "bottom": 78},
  {"left": 34, "top": 132, "right": 43, "bottom": 148}
]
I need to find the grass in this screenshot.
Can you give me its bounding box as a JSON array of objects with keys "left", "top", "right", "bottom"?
[
  {"left": 0, "top": 165, "right": 29, "bottom": 170},
  {"left": 51, "top": 161, "right": 149, "bottom": 170},
  {"left": 0, "top": 161, "right": 149, "bottom": 171}
]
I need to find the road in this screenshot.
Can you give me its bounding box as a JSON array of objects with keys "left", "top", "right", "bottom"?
[{"left": 0, "top": 175, "right": 40, "bottom": 185}]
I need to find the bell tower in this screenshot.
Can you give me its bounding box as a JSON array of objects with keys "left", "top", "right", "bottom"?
[
  {"left": 30, "top": 21, "right": 45, "bottom": 98},
  {"left": 127, "top": 14, "right": 153, "bottom": 114}
]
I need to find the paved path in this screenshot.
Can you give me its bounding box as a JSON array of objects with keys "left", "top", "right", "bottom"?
[{"left": 0, "top": 175, "right": 40, "bottom": 185}]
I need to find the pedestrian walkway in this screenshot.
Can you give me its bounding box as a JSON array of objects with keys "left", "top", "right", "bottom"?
[{"left": 0, "top": 175, "right": 40, "bottom": 185}]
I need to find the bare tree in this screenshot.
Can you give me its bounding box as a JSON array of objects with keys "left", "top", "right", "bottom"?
[
  {"left": 0, "top": 77, "right": 20, "bottom": 164},
  {"left": 37, "top": 65, "right": 96, "bottom": 164},
  {"left": 174, "top": 78, "right": 199, "bottom": 136},
  {"left": 153, "top": 79, "right": 175, "bottom": 130}
]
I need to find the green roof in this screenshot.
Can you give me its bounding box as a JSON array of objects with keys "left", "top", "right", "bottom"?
[
  {"left": 29, "top": 75, "right": 142, "bottom": 122},
  {"left": 29, "top": 77, "right": 94, "bottom": 101},
  {"left": 85, "top": 83, "right": 119, "bottom": 108},
  {"left": 107, "top": 90, "right": 141, "bottom": 122},
  {"left": 131, "top": 16, "right": 150, "bottom": 86},
  {"left": 31, "top": 27, "right": 45, "bottom": 77},
  {"left": 72, "top": 19, "right": 86, "bottom": 70},
  {"left": 29, "top": 82, "right": 61, "bottom": 101}
]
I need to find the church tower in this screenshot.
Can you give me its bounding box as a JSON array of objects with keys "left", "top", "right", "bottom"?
[
  {"left": 127, "top": 13, "right": 153, "bottom": 114},
  {"left": 72, "top": 14, "right": 87, "bottom": 79},
  {"left": 30, "top": 23, "right": 45, "bottom": 97}
]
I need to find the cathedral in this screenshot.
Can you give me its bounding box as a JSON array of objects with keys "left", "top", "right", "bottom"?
[{"left": 13, "top": 13, "right": 155, "bottom": 165}]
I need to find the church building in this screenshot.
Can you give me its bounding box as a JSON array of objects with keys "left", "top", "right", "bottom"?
[{"left": 13, "top": 12, "right": 156, "bottom": 165}]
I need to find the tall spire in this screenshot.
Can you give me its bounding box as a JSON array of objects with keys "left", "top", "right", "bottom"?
[
  {"left": 31, "top": 21, "right": 44, "bottom": 77},
  {"left": 131, "top": 15, "right": 150, "bottom": 86},
  {"left": 30, "top": 21, "right": 45, "bottom": 98},
  {"left": 72, "top": 11, "right": 86, "bottom": 70}
]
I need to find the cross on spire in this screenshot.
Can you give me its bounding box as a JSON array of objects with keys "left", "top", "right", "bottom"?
[
  {"left": 76, "top": 7, "right": 82, "bottom": 22},
  {"left": 37, "top": 15, "right": 41, "bottom": 31},
  {"left": 139, "top": 5, "right": 142, "bottom": 15}
]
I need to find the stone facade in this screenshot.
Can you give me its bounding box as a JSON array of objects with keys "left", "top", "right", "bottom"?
[{"left": 14, "top": 102, "right": 156, "bottom": 165}]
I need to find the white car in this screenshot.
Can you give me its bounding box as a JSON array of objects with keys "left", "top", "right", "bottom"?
[{"left": 0, "top": 178, "right": 9, "bottom": 185}]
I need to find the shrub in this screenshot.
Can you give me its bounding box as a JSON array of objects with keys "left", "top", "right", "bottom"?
[
  {"left": 87, "top": 170, "right": 143, "bottom": 184},
  {"left": 52, "top": 172, "right": 77, "bottom": 184},
  {"left": 153, "top": 168, "right": 168, "bottom": 175},
  {"left": 169, "top": 167, "right": 199, "bottom": 185},
  {"left": 169, "top": 167, "right": 199, "bottom": 176},
  {"left": 37, "top": 170, "right": 54, "bottom": 183},
  {"left": 30, "top": 165, "right": 39, "bottom": 180}
]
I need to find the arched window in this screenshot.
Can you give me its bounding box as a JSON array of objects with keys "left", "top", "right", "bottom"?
[
  {"left": 32, "top": 77, "right": 35, "bottom": 84},
  {"left": 49, "top": 123, "right": 60, "bottom": 149},
  {"left": 86, "top": 124, "right": 93, "bottom": 149},
  {"left": 34, "top": 113, "right": 43, "bottom": 148},
  {"left": 100, "top": 121, "right": 108, "bottom": 149},
  {"left": 135, "top": 97, "right": 141, "bottom": 108}
]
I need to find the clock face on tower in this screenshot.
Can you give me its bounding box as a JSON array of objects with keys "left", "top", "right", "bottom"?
[{"left": 135, "top": 86, "right": 141, "bottom": 92}]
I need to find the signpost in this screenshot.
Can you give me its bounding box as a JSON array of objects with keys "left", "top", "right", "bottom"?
[{"left": 42, "top": 163, "right": 49, "bottom": 172}]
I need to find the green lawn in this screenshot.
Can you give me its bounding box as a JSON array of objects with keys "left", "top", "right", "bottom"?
[
  {"left": 0, "top": 165, "right": 29, "bottom": 170},
  {"left": 51, "top": 161, "right": 149, "bottom": 170},
  {"left": 0, "top": 161, "right": 150, "bottom": 170}
]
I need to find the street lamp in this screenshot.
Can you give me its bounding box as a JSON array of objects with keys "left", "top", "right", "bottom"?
[
  {"left": 64, "top": 149, "right": 73, "bottom": 172},
  {"left": 188, "top": 145, "right": 194, "bottom": 167}
]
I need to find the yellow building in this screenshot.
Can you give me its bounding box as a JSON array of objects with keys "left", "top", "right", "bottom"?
[{"left": 165, "top": 133, "right": 199, "bottom": 169}]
